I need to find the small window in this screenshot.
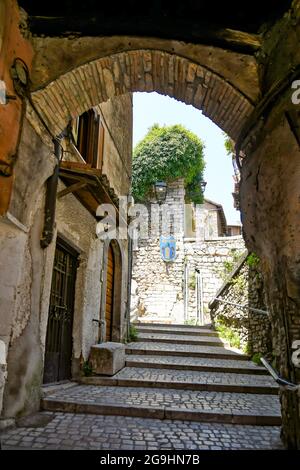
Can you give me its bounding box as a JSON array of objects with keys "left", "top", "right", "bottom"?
[{"left": 73, "top": 109, "right": 105, "bottom": 169}]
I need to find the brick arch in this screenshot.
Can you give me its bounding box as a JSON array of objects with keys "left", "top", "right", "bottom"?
[{"left": 31, "top": 49, "right": 254, "bottom": 139}]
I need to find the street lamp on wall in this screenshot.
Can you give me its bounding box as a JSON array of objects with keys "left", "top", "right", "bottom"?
[
  {"left": 154, "top": 181, "right": 167, "bottom": 204},
  {"left": 200, "top": 180, "right": 207, "bottom": 193}
]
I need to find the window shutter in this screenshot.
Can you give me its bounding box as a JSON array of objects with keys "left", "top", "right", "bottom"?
[
  {"left": 75, "top": 110, "right": 105, "bottom": 170},
  {"left": 96, "top": 121, "right": 105, "bottom": 171}
]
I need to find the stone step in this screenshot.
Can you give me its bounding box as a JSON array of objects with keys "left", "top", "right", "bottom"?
[
  {"left": 80, "top": 366, "right": 278, "bottom": 395},
  {"left": 135, "top": 325, "right": 219, "bottom": 337},
  {"left": 126, "top": 341, "right": 249, "bottom": 361},
  {"left": 135, "top": 322, "right": 212, "bottom": 330},
  {"left": 126, "top": 355, "right": 268, "bottom": 375},
  {"left": 2, "top": 411, "right": 283, "bottom": 450},
  {"left": 41, "top": 384, "right": 281, "bottom": 426},
  {"left": 136, "top": 332, "right": 224, "bottom": 346}
]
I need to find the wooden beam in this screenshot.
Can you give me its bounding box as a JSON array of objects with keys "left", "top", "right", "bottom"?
[
  {"left": 57, "top": 181, "right": 87, "bottom": 199},
  {"left": 59, "top": 172, "right": 98, "bottom": 186},
  {"left": 27, "top": 17, "right": 261, "bottom": 55}
]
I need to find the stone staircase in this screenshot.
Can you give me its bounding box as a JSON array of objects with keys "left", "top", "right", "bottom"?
[{"left": 41, "top": 323, "right": 281, "bottom": 427}]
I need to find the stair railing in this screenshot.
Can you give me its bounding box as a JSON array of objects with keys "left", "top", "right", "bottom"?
[
  {"left": 260, "top": 357, "right": 298, "bottom": 391},
  {"left": 213, "top": 297, "right": 269, "bottom": 316}
]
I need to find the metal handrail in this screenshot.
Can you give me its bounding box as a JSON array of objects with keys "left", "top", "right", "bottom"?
[
  {"left": 260, "top": 357, "right": 298, "bottom": 391},
  {"left": 213, "top": 297, "right": 269, "bottom": 315}
]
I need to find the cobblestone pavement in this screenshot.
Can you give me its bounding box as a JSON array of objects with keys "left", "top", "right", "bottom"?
[
  {"left": 137, "top": 333, "right": 223, "bottom": 344},
  {"left": 0, "top": 412, "right": 284, "bottom": 450},
  {"left": 111, "top": 367, "right": 277, "bottom": 389},
  {"left": 126, "top": 354, "right": 266, "bottom": 373},
  {"left": 126, "top": 341, "right": 246, "bottom": 358},
  {"left": 42, "top": 384, "right": 281, "bottom": 416}
]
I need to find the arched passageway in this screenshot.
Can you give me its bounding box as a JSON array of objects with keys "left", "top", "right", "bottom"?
[
  {"left": 0, "top": 0, "right": 300, "bottom": 449},
  {"left": 30, "top": 49, "right": 253, "bottom": 140}
]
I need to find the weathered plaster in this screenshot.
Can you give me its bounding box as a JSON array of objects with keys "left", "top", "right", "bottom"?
[{"left": 30, "top": 36, "right": 260, "bottom": 103}]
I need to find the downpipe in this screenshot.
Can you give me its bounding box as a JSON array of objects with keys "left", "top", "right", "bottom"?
[{"left": 40, "top": 137, "right": 62, "bottom": 249}]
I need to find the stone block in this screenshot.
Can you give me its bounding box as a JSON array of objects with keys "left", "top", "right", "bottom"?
[{"left": 89, "top": 342, "right": 125, "bottom": 376}]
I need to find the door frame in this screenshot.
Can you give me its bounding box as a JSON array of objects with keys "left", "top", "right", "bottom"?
[
  {"left": 100, "top": 239, "right": 123, "bottom": 343},
  {"left": 43, "top": 236, "right": 79, "bottom": 383}
]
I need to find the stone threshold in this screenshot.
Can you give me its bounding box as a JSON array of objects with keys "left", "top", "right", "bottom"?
[
  {"left": 125, "top": 359, "right": 268, "bottom": 375},
  {"left": 79, "top": 376, "right": 278, "bottom": 395},
  {"left": 41, "top": 398, "right": 281, "bottom": 426},
  {"left": 41, "top": 381, "right": 78, "bottom": 398}
]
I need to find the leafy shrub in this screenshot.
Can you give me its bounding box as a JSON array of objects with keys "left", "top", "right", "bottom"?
[
  {"left": 128, "top": 324, "right": 138, "bottom": 342},
  {"left": 132, "top": 124, "right": 205, "bottom": 203},
  {"left": 82, "top": 360, "right": 93, "bottom": 377},
  {"left": 251, "top": 352, "right": 263, "bottom": 365},
  {"left": 216, "top": 323, "right": 241, "bottom": 349},
  {"left": 246, "top": 253, "right": 260, "bottom": 269},
  {"left": 184, "top": 318, "right": 200, "bottom": 326}
]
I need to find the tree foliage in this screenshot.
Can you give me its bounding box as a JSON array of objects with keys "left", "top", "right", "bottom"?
[
  {"left": 132, "top": 124, "right": 205, "bottom": 203},
  {"left": 223, "top": 132, "right": 235, "bottom": 157}
]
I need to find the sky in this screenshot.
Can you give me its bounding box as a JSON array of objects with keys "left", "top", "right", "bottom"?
[{"left": 133, "top": 92, "right": 241, "bottom": 226}]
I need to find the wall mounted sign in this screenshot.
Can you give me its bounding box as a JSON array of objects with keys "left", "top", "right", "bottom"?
[{"left": 160, "top": 235, "right": 176, "bottom": 262}]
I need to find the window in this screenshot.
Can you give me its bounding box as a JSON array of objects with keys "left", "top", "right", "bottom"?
[{"left": 72, "top": 109, "right": 105, "bottom": 169}]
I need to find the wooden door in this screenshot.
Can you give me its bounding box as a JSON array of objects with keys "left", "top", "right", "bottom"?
[
  {"left": 105, "top": 244, "right": 115, "bottom": 341},
  {"left": 43, "top": 240, "right": 78, "bottom": 383}
]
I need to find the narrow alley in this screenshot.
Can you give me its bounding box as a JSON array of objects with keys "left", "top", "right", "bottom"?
[
  {"left": 1, "top": 323, "right": 282, "bottom": 450},
  {"left": 1, "top": 0, "right": 300, "bottom": 454}
]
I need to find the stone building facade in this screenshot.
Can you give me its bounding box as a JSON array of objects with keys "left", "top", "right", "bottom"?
[
  {"left": 131, "top": 178, "right": 245, "bottom": 325},
  {"left": 0, "top": 90, "right": 133, "bottom": 421}
]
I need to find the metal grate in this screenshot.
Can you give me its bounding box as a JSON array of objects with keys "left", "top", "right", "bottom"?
[{"left": 43, "top": 240, "right": 78, "bottom": 383}]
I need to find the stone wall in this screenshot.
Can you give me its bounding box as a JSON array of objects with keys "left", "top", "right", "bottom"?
[
  {"left": 184, "top": 237, "right": 246, "bottom": 323},
  {"left": 210, "top": 255, "right": 272, "bottom": 356},
  {"left": 239, "top": 1, "right": 300, "bottom": 448},
  {"left": 131, "top": 180, "right": 186, "bottom": 324},
  {"left": 131, "top": 178, "right": 246, "bottom": 325},
  {"left": 97, "top": 94, "right": 132, "bottom": 196}
]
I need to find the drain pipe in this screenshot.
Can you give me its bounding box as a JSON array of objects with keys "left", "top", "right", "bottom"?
[
  {"left": 40, "top": 137, "right": 62, "bottom": 249},
  {"left": 126, "top": 194, "right": 134, "bottom": 339}
]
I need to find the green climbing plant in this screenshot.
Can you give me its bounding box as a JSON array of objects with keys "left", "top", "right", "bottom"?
[
  {"left": 128, "top": 324, "right": 138, "bottom": 342},
  {"left": 215, "top": 323, "right": 241, "bottom": 350},
  {"left": 82, "top": 360, "right": 93, "bottom": 377},
  {"left": 246, "top": 252, "right": 260, "bottom": 269}
]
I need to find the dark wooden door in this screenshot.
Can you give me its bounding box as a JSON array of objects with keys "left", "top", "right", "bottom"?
[
  {"left": 43, "top": 240, "right": 78, "bottom": 383},
  {"left": 105, "top": 244, "right": 115, "bottom": 341}
]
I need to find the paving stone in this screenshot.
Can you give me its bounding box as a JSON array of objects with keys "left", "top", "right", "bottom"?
[
  {"left": 0, "top": 412, "right": 283, "bottom": 450},
  {"left": 126, "top": 341, "right": 249, "bottom": 360},
  {"left": 1, "top": 323, "right": 282, "bottom": 450},
  {"left": 82, "top": 366, "right": 277, "bottom": 394},
  {"left": 126, "top": 354, "right": 267, "bottom": 374},
  {"left": 41, "top": 384, "right": 280, "bottom": 424}
]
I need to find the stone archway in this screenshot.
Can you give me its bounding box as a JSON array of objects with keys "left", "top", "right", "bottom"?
[
  {"left": 30, "top": 49, "right": 254, "bottom": 140},
  {"left": 1, "top": 0, "right": 300, "bottom": 447},
  {"left": 13, "top": 42, "right": 300, "bottom": 449}
]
